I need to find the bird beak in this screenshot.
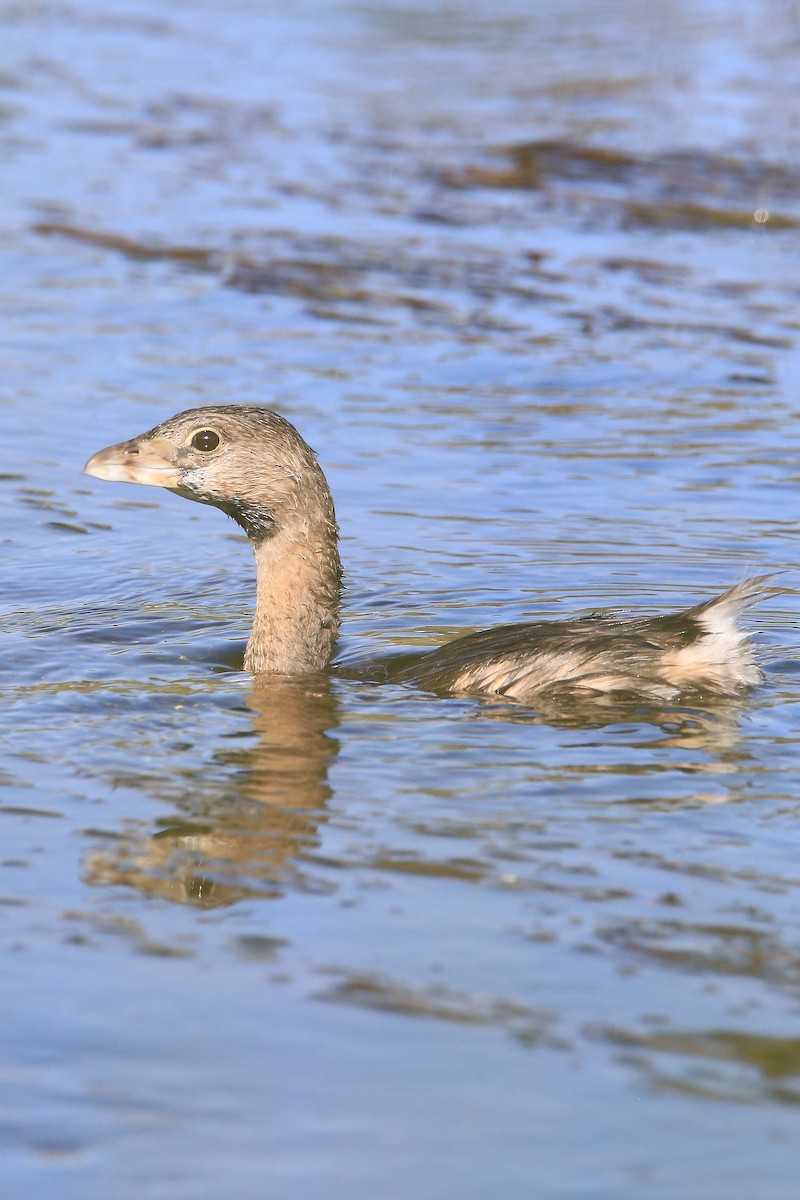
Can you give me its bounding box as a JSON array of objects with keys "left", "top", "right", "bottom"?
[{"left": 83, "top": 437, "right": 183, "bottom": 488}]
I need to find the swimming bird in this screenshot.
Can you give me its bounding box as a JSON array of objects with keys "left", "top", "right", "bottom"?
[{"left": 84, "top": 405, "right": 771, "bottom": 702}]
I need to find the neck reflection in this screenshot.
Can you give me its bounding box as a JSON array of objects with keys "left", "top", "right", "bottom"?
[{"left": 83, "top": 676, "right": 340, "bottom": 907}]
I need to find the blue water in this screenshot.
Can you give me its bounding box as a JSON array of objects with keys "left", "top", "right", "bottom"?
[{"left": 3, "top": 1, "right": 800, "bottom": 1196}]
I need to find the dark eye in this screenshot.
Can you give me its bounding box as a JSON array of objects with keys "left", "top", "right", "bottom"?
[{"left": 191, "top": 429, "right": 220, "bottom": 452}]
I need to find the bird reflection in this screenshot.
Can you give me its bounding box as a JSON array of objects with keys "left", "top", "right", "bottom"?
[
  {"left": 462, "top": 686, "right": 757, "bottom": 783},
  {"left": 82, "top": 666, "right": 758, "bottom": 909},
  {"left": 83, "top": 676, "right": 340, "bottom": 907}
]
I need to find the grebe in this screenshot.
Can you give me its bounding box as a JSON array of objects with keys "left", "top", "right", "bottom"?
[{"left": 84, "top": 405, "right": 770, "bottom": 702}]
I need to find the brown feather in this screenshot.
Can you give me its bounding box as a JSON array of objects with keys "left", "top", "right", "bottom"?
[{"left": 85, "top": 406, "right": 772, "bottom": 699}]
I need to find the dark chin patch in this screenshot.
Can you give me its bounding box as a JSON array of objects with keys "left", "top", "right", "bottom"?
[
  {"left": 219, "top": 501, "right": 277, "bottom": 545},
  {"left": 167, "top": 484, "right": 277, "bottom": 544}
]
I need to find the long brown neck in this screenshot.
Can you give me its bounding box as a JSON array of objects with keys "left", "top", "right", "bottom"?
[{"left": 244, "top": 517, "right": 342, "bottom": 675}]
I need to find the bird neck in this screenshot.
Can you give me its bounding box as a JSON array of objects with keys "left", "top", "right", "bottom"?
[{"left": 245, "top": 516, "right": 342, "bottom": 675}]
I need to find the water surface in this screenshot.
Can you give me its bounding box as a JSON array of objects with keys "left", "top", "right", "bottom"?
[{"left": 3, "top": 1, "right": 800, "bottom": 1197}]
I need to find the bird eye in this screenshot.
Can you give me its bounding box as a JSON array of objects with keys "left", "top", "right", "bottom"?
[{"left": 191, "top": 429, "right": 220, "bottom": 452}]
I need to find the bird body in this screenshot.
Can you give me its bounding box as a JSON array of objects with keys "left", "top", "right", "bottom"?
[
  {"left": 397, "top": 577, "right": 767, "bottom": 701},
  {"left": 84, "top": 405, "right": 770, "bottom": 702}
]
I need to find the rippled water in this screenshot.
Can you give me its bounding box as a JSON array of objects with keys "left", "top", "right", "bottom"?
[{"left": 3, "top": 1, "right": 800, "bottom": 1196}]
